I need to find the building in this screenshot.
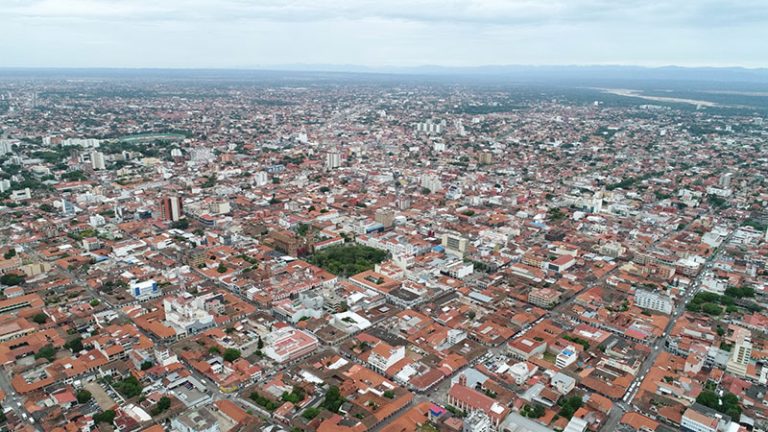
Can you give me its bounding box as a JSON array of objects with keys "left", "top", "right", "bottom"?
[
  {"left": 163, "top": 293, "right": 217, "bottom": 336},
  {"left": 0, "top": 294, "right": 44, "bottom": 315},
  {"left": 719, "top": 172, "right": 733, "bottom": 188},
  {"left": 264, "top": 324, "right": 319, "bottom": 363},
  {"left": 564, "top": 415, "right": 589, "bottom": 432},
  {"left": 634, "top": 289, "right": 674, "bottom": 314},
  {"left": 442, "top": 233, "right": 468, "bottom": 257},
  {"left": 448, "top": 375, "right": 509, "bottom": 430},
  {"left": 464, "top": 410, "right": 492, "bottom": 432},
  {"left": 368, "top": 341, "right": 406, "bottom": 374},
  {"left": 420, "top": 174, "right": 442, "bottom": 192},
  {"left": 160, "top": 196, "right": 184, "bottom": 222},
  {"left": 170, "top": 407, "right": 220, "bottom": 432},
  {"left": 528, "top": 288, "right": 561, "bottom": 309},
  {"left": 555, "top": 346, "right": 579, "bottom": 369},
  {"left": 130, "top": 280, "right": 161, "bottom": 301},
  {"left": 375, "top": 208, "right": 396, "bottom": 228},
  {"left": 726, "top": 330, "right": 752, "bottom": 377},
  {"left": 91, "top": 150, "right": 106, "bottom": 170},
  {"left": 326, "top": 151, "right": 341, "bottom": 169},
  {"left": 507, "top": 362, "right": 538, "bottom": 385},
  {"left": 681, "top": 404, "right": 731, "bottom": 432}
]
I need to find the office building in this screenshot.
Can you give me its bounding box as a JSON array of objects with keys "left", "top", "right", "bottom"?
[
  {"left": 326, "top": 151, "right": 341, "bottom": 169},
  {"left": 161, "top": 196, "right": 184, "bottom": 222},
  {"left": 726, "top": 330, "right": 752, "bottom": 377},
  {"left": 91, "top": 150, "right": 106, "bottom": 170}
]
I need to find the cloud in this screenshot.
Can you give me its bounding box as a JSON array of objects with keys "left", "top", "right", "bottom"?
[
  {"left": 5, "top": 0, "right": 767, "bottom": 26},
  {"left": 0, "top": 0, "right": 766, "bottom": 67}
]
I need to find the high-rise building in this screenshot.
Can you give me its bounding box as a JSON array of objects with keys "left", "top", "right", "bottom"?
[
  {"left": 161, "top": 196, "right": 184, "bottom": 222},
  {"left": 326, "top": 151, "right": 341, "bottom": 169},
  {"left": 719, "top": 172, "right": 733, "bottom": 188},
  {"left": 375, "top": 208, "right": 396, "bottom": 228},
  {"left": 726, "top": 329, "right": 752, "bottom": 377},
  {"left": 91, "top": 150, "right": 106, "bottom": 170}
]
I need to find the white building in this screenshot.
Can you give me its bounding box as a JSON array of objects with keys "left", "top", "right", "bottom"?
[
  {"left": 463, "top": 410, "right": 492, "bottom": 432},
  {"left": 368, "top": 342, "right": 405, "bottom": 374},
  {"left": 253, "top": 171, "right": 269, "bottom": 186},
  {"left": 420, "top": 174, "right": 442, "bottom": 192},
  {"left": 62, "top": 138, "right": 100, "bottom": 148},
  {"left": 263, "top": 325, "right": 319, "bottom": 363},
  {"left": 556, "top": 346, "right": 579, "bottom": 369},
  {"left": 634, "top": 289, "right": 674, "bottom": 314},
  {"left": 170, "top": 407, "right": 220, "bottom": 432},
  {"left": 726, "top": 331, "right": 752, "bottom": 377},
  {"left": 681, "top": 404, "right": 731, "bottom": 432},
  {"left": 326, "top": 152, "right": 341, "bottom": 169},
  {"left": 91, "top": 151, "right": 106, "bottom": 170},
  {"left": 130, "top": 280, "right": 161, "bottom": 301},
  {"left": 507, "top": 362, "right": 538, "bottom": 385},
  {"left": 163, "top": 293, "right": 217, "bottom": 336}
]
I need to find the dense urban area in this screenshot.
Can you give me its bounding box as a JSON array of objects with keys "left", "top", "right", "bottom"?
[{"left": 0, "top": 74, "right": 767, "bottom": 432}]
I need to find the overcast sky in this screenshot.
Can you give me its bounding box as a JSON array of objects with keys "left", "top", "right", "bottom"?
[{"left": 2, "top": 0, "right": 766, "bottom": 69}]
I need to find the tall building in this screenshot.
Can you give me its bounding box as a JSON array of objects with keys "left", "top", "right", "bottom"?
[
  {"left": 375, "top": 208, "right": 396, "bottom": 228},
  {"left": 161, "top": 196, "right": 184, "bottom": 222},
  {"left": 326, "top": 151, "right": 341, "bottom": 169},
  {"left": 442, "top": 233, "right": 468, "bottom": 257},
  {"left": 719, "top": 172, "right": 733, "bottom": 188},
  {"left": 726, "top": 329, "right": 752, "bottom": 377},
  {"left": 90, "top": 150, "right": 106, "bottom": 170}
]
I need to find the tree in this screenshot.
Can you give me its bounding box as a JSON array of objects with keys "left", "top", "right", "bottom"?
[
  {"left": 701, "top": 303, "right": 723, "bottom": 316},
  {"left": 308, "top": 244, "right": 388, "bottom": 277},
  {"left": 282, "top": 386, "right": 305, "bottom": 404},
  {"left": 217, "top": 263, "right": 228, "bottom": 273},
  {"left": 93, "top": 410, "right": 116, "bottom": 424},
  {"left": 32, "top": 313, "right": 48, "bottom": 324},
  {"left": 257, "top": 336, "right": 264, "bottom": 350},
  {"left": 76, "top": 390, "right": 92, "bottom": 404},
  {"left": 3, "top": 249, "right": 16, "bottom": 259},
  {"left": 90, "top": 299, "right": 100, "bottom": 307},
  {"left": 223, "top": 348, "right": 241, "bottom": 362},
  {"left": 383, "top": 390, "right": 395, "bottom": 399},
  {"left": 697, "top": 390, "right": 741, "bottom": 419},
  {"left": 113, "top": 376, "right": 143, "bottom": 398},
  {"left": 152, "top": 396, "right": 171, "bottom": 416},
  {"left": 140, "top": 361, "right": 153, "bottom": 371},
  {"left": 35, "top": 345, "right": 57, "bottom": 362},
  {"left": 0, "top": 273, "right": 24, "bottom": 286},
  {"left": 322, "top": 385, "right": 345, "bottom": 413},
  {"left": 171, "top": 219, "right": 190, "bottom": 230},
  {"left": 558, "top": 396, "right": 584, "bottom": 420},
  {"left": 64, "top": 337, "right": 84, "bottom": 352},
  {"left": 302, "top": 407, "right": 321, "bottom": 420},
  {"left": 522, "top": 404, "right": 545, "bottom": 418}
]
